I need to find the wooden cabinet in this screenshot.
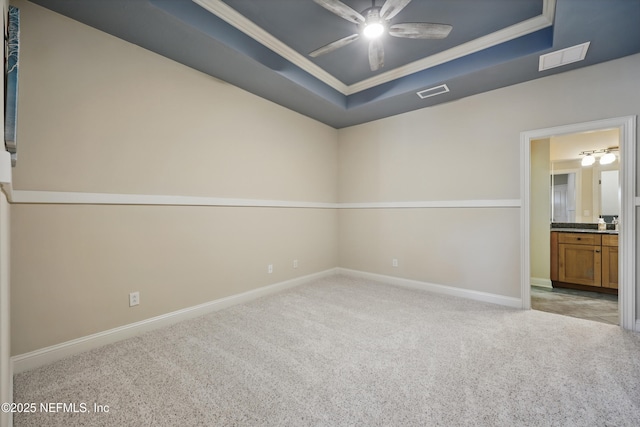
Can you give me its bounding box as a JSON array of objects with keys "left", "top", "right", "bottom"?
[
  {"left": 601, "top": 234, "right": 619, "bottom": 289},
  {"left": 558, "top": 233, "right": 601, "bottom": 287},
  {"left": 550, "top": 231, "right": 618, "bottom": 293}
]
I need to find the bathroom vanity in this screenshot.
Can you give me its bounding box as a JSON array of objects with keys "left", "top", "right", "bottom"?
[{"left": 550, "top": 229, "right": 618, "bottom": 294}]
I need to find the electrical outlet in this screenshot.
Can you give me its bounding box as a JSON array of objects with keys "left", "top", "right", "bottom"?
[
  {"left": 392, "top": 258, "right": 398, "bottom": 267},
  {"left": 293, "top": 259, "right": 299, "bottom": 269},
  {"left": 268, "top": 264, "right": 273, "bottom": 274},
  {"left": 129, "top": 291, "right": 140, "bottom": 307}
]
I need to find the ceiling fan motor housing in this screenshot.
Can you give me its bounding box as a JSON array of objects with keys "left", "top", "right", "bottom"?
[
  {"left": 309, "top": 0, "right": 452, "bottom": 71},
  {"left": 361, "top": 7, "right": 385, "bottom": 38}
]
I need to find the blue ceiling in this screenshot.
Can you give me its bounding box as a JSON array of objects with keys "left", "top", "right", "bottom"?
[{"left": 28, "top": 0, "right": 640, "bottom": 128}]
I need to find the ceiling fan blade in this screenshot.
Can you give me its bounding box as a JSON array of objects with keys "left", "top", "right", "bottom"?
[
  {"left": 389, "top": 23, "right": 453, "bottom": 39},
  {"left": 313, "top": 0, "right": 364, "bottom": 24},
  {"left": 368, "top": 39, "right": 384, "bottom": 71},
  {"left": 309, "top": 33, "right": 360, "bottom": 57},
  {"left": 380, "top": 0, "right": 412, "bottom": 21}
]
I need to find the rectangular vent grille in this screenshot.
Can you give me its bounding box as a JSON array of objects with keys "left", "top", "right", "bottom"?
[
  {"left": 539, "top": 42, "right": 590, "bottom": 71},
  {"left": 417, "top": 84, "right": 450, "bottom": 99}
]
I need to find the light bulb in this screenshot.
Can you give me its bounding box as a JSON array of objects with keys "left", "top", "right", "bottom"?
[
  {"left": 363, "top": 22, "right": 384, "bottom": 39},
  {"left": 581, "top": 154, "right": 595, "bottom": 166},
  {"left": 599, "top": 152, "right": 616, "bottom": 165}
]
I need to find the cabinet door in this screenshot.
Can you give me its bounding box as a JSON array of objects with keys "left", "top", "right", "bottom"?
[
  {"left": 601, "top": 246, "right": 618, "bottom": 289},
  {"left": 558, "top": 243, "right": 601, "bottom": 287},
  {"left": 550, "top": 232, "right": 558, "bottom": 281}
]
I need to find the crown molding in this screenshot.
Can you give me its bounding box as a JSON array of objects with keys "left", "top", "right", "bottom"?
[
  {"left": 192, "top": 0, "right": 349, "bottom": 93},
  {"left": 192, "top": 0, "right": 555, "bottom": 96}
]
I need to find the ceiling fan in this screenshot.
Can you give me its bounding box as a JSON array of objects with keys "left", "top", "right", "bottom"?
[{"left": 309, "top": 0, "right": 453, "bottom": 71}]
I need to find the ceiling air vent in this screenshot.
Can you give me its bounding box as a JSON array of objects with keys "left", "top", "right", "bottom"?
[
  {"left": 539, "top": 42, "right": 590, "bottom": 71},
  {"left": 417, "top": 84, "right": 449, "bottom": 100}
]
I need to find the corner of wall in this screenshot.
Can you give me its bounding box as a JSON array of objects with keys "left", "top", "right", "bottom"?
[{"left": 1, "top": 0, "right": 13, "bottom": 424}]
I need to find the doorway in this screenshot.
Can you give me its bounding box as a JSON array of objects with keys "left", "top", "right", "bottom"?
[
  {"left": 520, "top": 116, "right": 636, "bottom": 330},
  {"left": 551, "top": 172, "right": 577, "bottom": 223},
  {"left": 534, "top": 132, "right": 619, "bottom": 324}
]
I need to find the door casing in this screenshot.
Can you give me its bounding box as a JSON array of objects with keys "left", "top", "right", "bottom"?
[{"left": 520, "top": 116, "right": 637, "bottom": 330}]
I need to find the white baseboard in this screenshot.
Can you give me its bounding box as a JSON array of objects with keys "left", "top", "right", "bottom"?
[
  {"left": 530, "top": 277, "right": 552, "bottom": 288},
  {"left": 636, "top": 319, "right": 640, "bottom": 333},
  {"left": 12, "top": 268, "right": 337, "bottom": 374},
  {"left": 337, "top": 268, "right": 522, "bottom": 308}
]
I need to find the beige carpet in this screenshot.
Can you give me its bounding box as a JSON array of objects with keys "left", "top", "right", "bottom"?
[{"left": 13, "top": 275, "right": 640, "bottom": 426}]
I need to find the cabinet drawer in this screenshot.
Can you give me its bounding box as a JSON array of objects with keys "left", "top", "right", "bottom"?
[
  {"left": 602, "top": 234, "right": 618, "bottom": 247},
  {"left": 557, "top": 233, "right": 601, "bottom": 246}
]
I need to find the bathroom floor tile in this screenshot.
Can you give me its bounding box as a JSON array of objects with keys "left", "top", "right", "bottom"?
[{"left": 531, "top": 286, "right": 619, "bottom": 325}]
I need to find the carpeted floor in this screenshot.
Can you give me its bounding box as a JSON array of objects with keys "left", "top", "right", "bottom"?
[{"left": 13, "top": 275, "right": 640, "bottom": 426}]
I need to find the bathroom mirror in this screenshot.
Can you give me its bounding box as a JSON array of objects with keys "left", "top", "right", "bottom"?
[
  {"left": 600, "top": 169, "right": 619, "bottom": 219},
  {"left": 548, "top": 128, "right": 620, "bottom": 224},
  {"left": 551, "top": 172, "right": 576, "bottom": 222},
  {"left": 550, "top": 163, "right": 619, "bottom": 224}
]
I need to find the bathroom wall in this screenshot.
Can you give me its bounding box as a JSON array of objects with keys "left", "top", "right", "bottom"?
[{"left": 531, "top": 138, "right": 550, "bottom": 286}]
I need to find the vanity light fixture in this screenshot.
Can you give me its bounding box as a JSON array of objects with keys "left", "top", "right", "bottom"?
[
  {"left": 599, "top": 151, "right": 616, "bottom": 165},
  {"left": 579, "top": 147, "right": 618, "bottom": 167},
  {"left": 581, "top": 153, "right": 596, "bottom": 166}
]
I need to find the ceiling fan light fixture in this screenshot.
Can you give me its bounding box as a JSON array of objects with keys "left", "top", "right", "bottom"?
[
  {"left": 362, "top": 7, "right": 384, "bottom": 39},
  {"left": 363, "top": 21, "right": 384, "bottom": 39},
  {"left": 310, "top": 0, "right": 453, "bottom": 71}
]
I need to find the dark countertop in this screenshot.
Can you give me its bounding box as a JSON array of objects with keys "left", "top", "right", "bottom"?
[{"left": 551, "top": 228, "right": 618, "bottom": 235}]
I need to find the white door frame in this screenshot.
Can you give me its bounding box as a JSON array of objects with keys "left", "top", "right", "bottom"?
[{"left": 520, "top": 116, "right": 637, "bottom": 331}]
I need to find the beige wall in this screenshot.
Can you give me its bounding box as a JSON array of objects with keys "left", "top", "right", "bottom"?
[
  {"left": 339, "top": 208, "right": 520, "bottom": 296},
  {"left": 0, "top": 193, "right": 10, "bottom": 426},
  {"left": 11, "top": 205, "right": 336, "bottom": 353},
  {"left": 12, "top": 0, "right": 336, "bottom": 201},
  {"left": 1, "top": 0, "right": 11, "bottom": 424},
  {"left": 531, "top": 138, "right": 550, "bottom": 284},
  {"left": 338, "top": 53, "right": 640, "bottom": 302},
  {"left": 10, "top": 0, "right": 338, "bottom": 355},
  {"left": 550, "top": 129, "right": 619, "bottom": 162},
  {"left": 337, "top": 112, "right": 520, "bottom": 202},
  {"left": 9, "top": 0, "right": 640, "bottom": 356}
]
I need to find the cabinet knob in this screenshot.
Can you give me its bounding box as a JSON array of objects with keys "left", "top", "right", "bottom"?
[{"left": 595, "top": 249, "right": 601, "bottom": 253}]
